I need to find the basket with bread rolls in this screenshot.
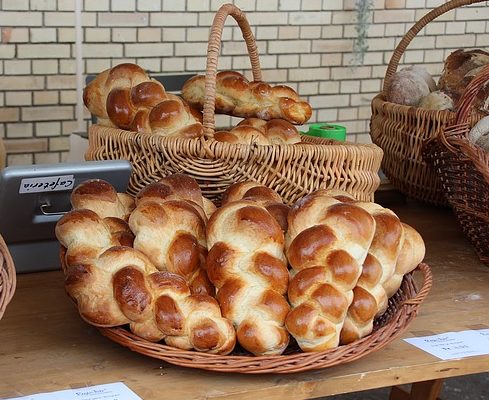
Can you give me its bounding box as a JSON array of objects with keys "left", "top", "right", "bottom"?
[
  {"left": 425, "top": 64, "right": 489, "bottom": 267},
  {"left": 85, "top": 3, "right": 382, "bottom": 205},
  {"left": 55, "top": 173, "right": 432, "bottom": 373},
  {"left": 370, "top": 0, "right": 488, "bottom": 207}
]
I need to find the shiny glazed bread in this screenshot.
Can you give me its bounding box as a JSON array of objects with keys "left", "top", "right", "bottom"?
[
  {"left": 206, "top": 200, "right": 290, "bottom": 355},
  {"left": 323, "top": 192, "right": 405, "bottom": 345},
  {"left": 285, "top": 190, "right": 376, "bottom": 351},
  {"left": 129, "top": 174, "right": 214, "bottom": 295},
  {"left": 83, "top": 63, "right": 203, "bottom": 138},
  {"left": 56, "top": 211, "right": 235, "bottom": 354},
  {"left": 71, "top": 179, "right": 135, "bottom": 221},
  {"left": 221, "top": 181, "right": 290, "bottom": 231},
  {"left": 214, "top": 118, "right": 301, "bottom": 145},
  {"left": 182, "top": 70, "right": 312, "bottom": 125}
]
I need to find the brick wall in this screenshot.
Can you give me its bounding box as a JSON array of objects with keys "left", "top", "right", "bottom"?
[{"left": 0, "top": 0, "right": 488, "bottom": 165}]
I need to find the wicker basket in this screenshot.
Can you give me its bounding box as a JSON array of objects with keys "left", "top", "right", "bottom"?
[
  {"left": 0, "top": 235, "right": 16, "bottom": 321},
  {"left": 370, "top": 0, "right": 485, "bottom": 206},
  {"left": 99, "top": 263, "right": 431, "bottom": 374},
  {"left": 86, "top": 4, "right": 383, "bottom": 205},
  {"left": 425, "top": 65, "right": 489, "bottom": 266}
]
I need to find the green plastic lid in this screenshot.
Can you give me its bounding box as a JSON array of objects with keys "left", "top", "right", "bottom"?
[{"left": 303, "top": 123, "right": 346, "bottom": 141}]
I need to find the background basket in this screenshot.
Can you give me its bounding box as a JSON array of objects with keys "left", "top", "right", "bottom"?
[
  {"left": 370, "top": 0, "right": 485, "bottom": 206},
  {"left": 0, "top": 234, "right": 16, "bottom": 321},
  {"left": 86, "top": 4, "right": 383, "bottom": 205},
  {"left": 425, "top": 65, "right": 489, "bottom": 266},
  {"left": 99, "top": 264, "right": 431, "bottom": 374}
]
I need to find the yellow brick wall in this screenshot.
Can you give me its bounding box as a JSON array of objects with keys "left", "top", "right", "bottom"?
[{"left": 0, "top": 0, "right": 488, "bottom": 165}]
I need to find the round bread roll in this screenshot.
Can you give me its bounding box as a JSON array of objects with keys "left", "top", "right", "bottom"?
[
  {"left": 468, "top": 116, "right": 489, "bottom": 151},
  {"left": 386, "top": 66, "right": 434, "bottom": 106},
  {"left": 418, "top": 91, "right": 454, "bottom": 111}
]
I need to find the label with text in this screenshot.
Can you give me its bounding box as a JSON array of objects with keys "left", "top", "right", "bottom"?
[
  {"left": 19, "top": 175, "right": 75, "bottom": 194},
  {"left": 404, "top": 329, "right": 489, "bottom": 360},
  {"left": 9, "top": 382, "right": 142, "bottom": 400}
]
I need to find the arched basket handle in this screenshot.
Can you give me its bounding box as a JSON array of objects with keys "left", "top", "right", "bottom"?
[
  {"left": 453, "top": 64, "right": 489, "bottom": 125},
  {"left": 382, "top": 0, "right": 485, "bottom": 92},
  {"left": 202, "top": 3, "right": 262, "bottom": 139}
]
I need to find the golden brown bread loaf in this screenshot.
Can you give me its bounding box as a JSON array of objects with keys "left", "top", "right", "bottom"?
[
  {"left": 214, "top": 118, "right": 301, "bottom": 145},
  {"left": 182, "top": 71, "right": 312, "bottom": 125},
  {"left": 129, "top": 174, "right": 214, "bottom": 296},
  {"left": 438, "top": 49, "right": 489, "bottom": 109},
  {"left": 323, "top": 192, "right": 405, "bottom": 345},
  {"left": 83, "top": 63, "right": 203, "bottom": 138},
  {"left": 71, "top": 179, "right": 135, "bottom": 221},
  {"left": 383, "top": 222, "right": 425, "bottom": 298},
  {"left": 285, "top": 190, "right": 376, "bottom": 351},
  {"left": 206, "top": 200, "right": 290, "bottom": 355},
  {"left": 221, "top": 181, "right": 290, "bottom": 231},
  {"left": 58, "top": 234, "right": 236, "bottom": 354}
]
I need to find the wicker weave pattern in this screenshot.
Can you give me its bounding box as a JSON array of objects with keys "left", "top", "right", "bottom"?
[
  {"left": 99, "top": 263, "right": 431, "bottom": 374},
  {"left": 87, "top": 126, "right": 383, "bottom": 205},
  {"left": 0, "top": 235, "right": 16, "bottom": 320},
  {"left": 86, "top": 4, "right": 383, "bottom": 204},
  {"left": 425, "top": 65, "right": 489, "bottom": 266},
  {"left": 370, "top": 0, "right": 485, "bottom": 206}
]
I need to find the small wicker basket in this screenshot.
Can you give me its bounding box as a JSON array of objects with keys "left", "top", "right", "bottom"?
[
  {"left": 86, "top": 4, "right": 383, "bottom": 205},
  {"left": 0, "top": 235, "right": 16, "bottom": 321},
  {"left": 370, "top": 0, "right": 485, "bottom": 206},
  {"left": 99, "top": 264, "right": 431, "bottom": 374},
  {"left": 425, "top": 65, "right": 489, "bottom": 266}
]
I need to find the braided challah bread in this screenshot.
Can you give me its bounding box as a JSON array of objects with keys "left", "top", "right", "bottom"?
[
  {"left": 56, "top": 216, "right": 236, "bottom": 353},
  {"left": 129, "top": 174, "right": 214, "bottom": 296},
  {"left": 214, "top": 118, "right": 301, "bottom": 145},
  {"left": 206, "top": 200, "right": 290, "bottom": 355},
  {"left": 136, "top": 173, "right": 216, "bottom": 219},
  {"left": 56, "top": 208, "right": 129, "bottom": 269},
  {"left": 221, "top": 181, "right": 290, "bottom": 231},
  {"left": 323, "top": 192, "right": 405, "bottom": 344},
  {"left": 71, "top": 179, "right": 135, "bottom": 221},
  {"left": 83, "top": 63, "right": 203, "bottom": 138},
  {"left": 182, "top": 71, "right": 312, "bottom": 125},
  {"left": 384, "top": 222, "right": 425, "bottom": 299},
  {"left": 285, "top": 190, "right": 376, "bottom": 351}
]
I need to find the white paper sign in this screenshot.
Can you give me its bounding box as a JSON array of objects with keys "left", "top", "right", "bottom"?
[
  {"left": 404, "top": 329, "right": 489, "bottom": 360},
  {"left": 7, "top": 382, "right": 142, "bottom": 400},
  {"left": 19, "top": 175, "right": 75, "bottom": 194}
]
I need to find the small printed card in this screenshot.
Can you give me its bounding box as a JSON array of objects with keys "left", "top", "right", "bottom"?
[
  {"left": 404, "top": 329, "right": 489, "bottom": 360},
  {"left": 8, "top": 382, "right": 142, "bottom": 400}
]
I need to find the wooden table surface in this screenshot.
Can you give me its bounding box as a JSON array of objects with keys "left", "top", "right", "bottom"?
[{"left": 1, "top": 201, "right": 488, "bottom": 400}]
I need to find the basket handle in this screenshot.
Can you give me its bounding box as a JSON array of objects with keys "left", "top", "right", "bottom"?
[
  {"left": 453, "top": 64, "right": 489, "bottom": 125},
  {"left": 202, "top": 3, "right": 262, "bottom": 139},
  {"left": 402, "top": 263, "right": 433, "bottom": 306},
  {"left": 383, "top": 0, "right": 485, "bottom": 92}
]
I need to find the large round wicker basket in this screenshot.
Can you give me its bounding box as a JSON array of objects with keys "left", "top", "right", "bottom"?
[
  {"left": 0, "top": 235, "right": 16, "bottom": 321},
  {"left": 370, "top": 0, "right": 485, "bottom": 206},
  {"left": 98, "top": 263, "right": 431, "bottom": 374},
  {"left": 86, "top": 4, "right": 383, "bottom": 205},
  {"left": 425, "top": 65, "right": 489, "bottom": 266}
]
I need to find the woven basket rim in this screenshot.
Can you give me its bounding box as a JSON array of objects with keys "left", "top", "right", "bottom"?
[
  {"left": 89, "top": 124, "right": 384, "bottom": 153},
  {"left": 371, "top": 93, "right": 456, "bottom": 117},
  {"left": 96, "top": 263, "right": 432, "bottom": 374}
]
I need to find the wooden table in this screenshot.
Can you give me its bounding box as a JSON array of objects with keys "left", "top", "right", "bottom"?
[{"left": 1, "top": 201, "right": 488, "bottom": 400}]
